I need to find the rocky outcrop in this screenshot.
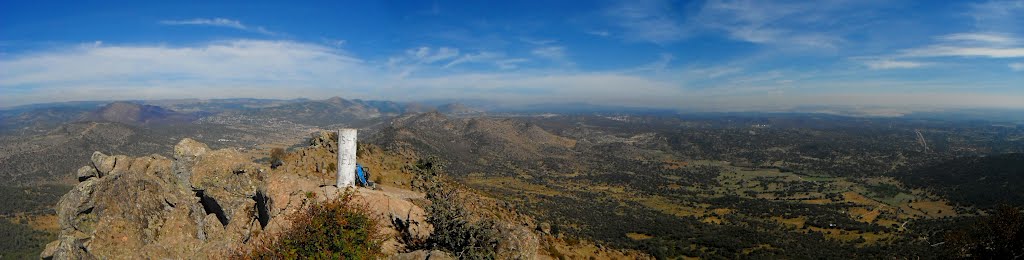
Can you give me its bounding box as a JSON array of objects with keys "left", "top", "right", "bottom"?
[
  {"left": 41, "top": 136, "right": 441, "bottom": 259},
  {"left": 42, "top": 139, "right": 270, "bottom": 259}
]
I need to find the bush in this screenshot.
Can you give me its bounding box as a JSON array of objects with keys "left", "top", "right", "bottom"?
[
  {"left": 425, "top": 189, "right": 499, "bottom": 259},
  {"left": 270, "top": 148, "right": 286, "bottom": 169},
  {"left": 232, "top": 193, "right": 383, "bottom": 259},
  {"left": 411, "top": 157, "right": 500, "bottom": 259}
]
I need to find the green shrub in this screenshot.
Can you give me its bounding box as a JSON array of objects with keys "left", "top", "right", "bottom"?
[{"left": 232, "top": 193, "right": 382, "bottom": 259}]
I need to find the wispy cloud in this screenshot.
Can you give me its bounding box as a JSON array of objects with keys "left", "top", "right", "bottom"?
[
  {"left": 520, "top": 38, "right": 556, "bottom": 45},
  {"left": 903, "top": 46, "right": 1024, "bottom": 58},
  {"left": 1011, "top": 62, "right": 1024, "bottom": 71},
  {"left": 407, "top": 47, "right": 460, "bottom": 64},
  {"left": 863, "top": 59, "right": 928, "bottom": 70},
  {"left": 443, "top": 52, "right": 528, "bottom": 70},
  {"left": 444, "top": 52, "right": 501, "bottom": 68},
  {"left": 901, "top": 33, "right": 1024, "bottom": 58},
  {"left": 586, "top": 30, "right": 611, "bottom": 37},
  {"left": 160, "top": 18, "right": 277, "bottom": 36},
  {"left": 494, "top": 58, "right": 529, "bottom": 70},
  {"left": 693, "top": 0, "right": 847, "bottom": 48},
  {"left": 531, "top": 46, "right": 566, "bottom": 60},
  {"left": 386, "top": 46, "right": 461, "bottom": 77},
  {"left": 626, "top": 53, "right": 675, "bottom": 73},
  {"left": 940, "top": 32, "right": 1018, "bottom": 45},
  {"left": 967, "top": 0, "right": 1024, "bottom": 32},
  {"left": 322, "top": 38, "right": 346, "bottom": 47},
  {"left": 604, "top": 0, "right": 687, "bottom": 44}
]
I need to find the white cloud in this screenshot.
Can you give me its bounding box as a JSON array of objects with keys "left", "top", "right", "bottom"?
[
  {"left": 1010, "top": 62, "right": 1024, "bottom": 71},
  {"left": 863, "top": 59, "right": 928, "bottom": 69},
  {"left": 0, "top": 40, "right": 686, "bottom": 107},
  {"left": 160, "top": 18, "right": 277, "bottom": 36},
  {"left": 900, "top": 33, "right": 1024, "bottom": 58}
]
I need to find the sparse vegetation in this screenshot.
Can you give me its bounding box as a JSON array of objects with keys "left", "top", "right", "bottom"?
[
  {"left": 0, "top": 185, "right": 70, "bottom": 216},
  {"left": 0, "top": 218, "right": 54, "bottom": 260}
]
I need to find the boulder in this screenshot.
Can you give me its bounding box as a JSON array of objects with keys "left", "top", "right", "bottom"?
[
  {"left": 75, "top": 166, "right": 97, "bottom": 182},
  {"left": 174, "top": 138, "right": 209, "bottom": 158},
  {"left": 90, "top": 151, "right": 116, "bottom": 176},
  {"left": 172, "top": 138, "right": 210, "bottom": 188}
]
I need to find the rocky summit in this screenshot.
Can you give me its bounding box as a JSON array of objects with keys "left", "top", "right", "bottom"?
[
  {"left": 39, "top": 131, "right": 639, "bottom": 259},
  {"left": 40, "top": 133, "right": 437, "bottom": 259}
]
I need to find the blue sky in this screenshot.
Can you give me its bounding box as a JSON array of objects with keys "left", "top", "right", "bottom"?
[{"left": 1, "top": 0, "right": 1022, "bottom": 111}]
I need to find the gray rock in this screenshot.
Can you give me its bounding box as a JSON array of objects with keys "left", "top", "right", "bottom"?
[
  {"left": 172, "top": 138, "right": 209, "bottom": 188},
  {"left": 90, "top": 151, "right": 116, "bottom": 176},
  {"left": 389, "top": 250, "right": 454, "bottom": 260},
  {"left": 76, "top": 166, "right": 98, "bottom": 182}
]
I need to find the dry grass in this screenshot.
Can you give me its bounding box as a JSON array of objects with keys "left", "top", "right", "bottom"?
[
  {"left": 465, "top": 176, "right": 563, "bottom": 196},
  {"left": 626, "top": 233, "right": 654, "bottom": 240},
  {"left": 848, "top": 207, "right": 882, "bottom": 223}
]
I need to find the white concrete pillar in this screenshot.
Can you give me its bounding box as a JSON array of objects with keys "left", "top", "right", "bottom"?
[{"left": 337, "top": 128, "right": 357, "bottom": 188}]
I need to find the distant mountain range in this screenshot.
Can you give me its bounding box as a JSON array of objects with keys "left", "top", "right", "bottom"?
[
  {"left": 0, "top": 98, "right": 486, "bottom": 132},
  {"left": 83, "top": 101, "right": 203, "bottom": 125}
]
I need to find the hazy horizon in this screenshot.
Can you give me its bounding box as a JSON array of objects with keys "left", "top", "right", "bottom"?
[{"left": 2, "top": 1, "right": 1023, "bottom": 110}]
